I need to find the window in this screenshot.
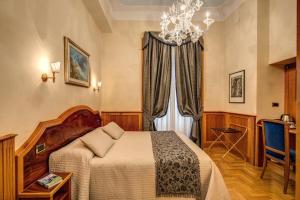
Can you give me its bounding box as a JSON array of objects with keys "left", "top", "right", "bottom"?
[{"left": 155, "top": 47, "right": 193, "bottom": 137}]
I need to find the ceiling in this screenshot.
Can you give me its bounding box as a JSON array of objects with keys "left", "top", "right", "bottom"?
[
  {"left": 104, "top": 0, "right": 244, "bottom": 21},
  {"left": 117, "top": 0, "right": 227, "bottom": 7}
]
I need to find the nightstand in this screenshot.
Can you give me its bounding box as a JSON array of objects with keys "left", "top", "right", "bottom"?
[{"left": 18, "top": 172, "right": 72, "bottom": 200}]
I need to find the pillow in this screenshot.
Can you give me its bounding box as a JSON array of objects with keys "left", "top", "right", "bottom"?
[
  {"left": 80, "top": 128, "right": 114, "bottom": 158},
  {"left": 102, "top": 122, "right": 125, "bottom": 139}
]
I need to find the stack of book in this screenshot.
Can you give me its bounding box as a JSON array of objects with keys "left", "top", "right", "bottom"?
[{"left": 37, "top": 173, "right": 62, "bottom": 189}]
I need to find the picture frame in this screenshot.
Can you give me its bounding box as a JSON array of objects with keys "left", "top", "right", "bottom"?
[
  {"left": 64, "top": 36, "right": 90, "bottom": 87},
  {"left": 229, "top": 70, "right": 245, "bottom": 103}
]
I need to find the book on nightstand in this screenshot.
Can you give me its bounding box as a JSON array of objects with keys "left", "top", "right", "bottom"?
[{"left": 37, "top": 173, "right": 62, "bottom": 189}]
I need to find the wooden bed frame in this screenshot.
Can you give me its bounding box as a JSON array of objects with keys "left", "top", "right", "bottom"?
[{"left": 15, "top": 105, "right": 101, "bottom": 195}]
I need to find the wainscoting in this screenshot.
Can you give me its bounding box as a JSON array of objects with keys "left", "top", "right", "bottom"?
[
  {"left": 202, "top": 112, "right": 256, "bottom": 164},
  {"left": 101, "top": 112, "right": 143, "bottom": 131}
]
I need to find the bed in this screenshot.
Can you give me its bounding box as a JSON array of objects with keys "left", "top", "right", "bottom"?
[{"left": 15, "top": 106, "right": 230, "bottom": 200}]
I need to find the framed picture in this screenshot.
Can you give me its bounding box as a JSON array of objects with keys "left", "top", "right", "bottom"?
[
  {"left": 229, "top": 70, "right": 245, "bottom": 103},
  {"left": 64, "top": 37, "right": 90, "bottom": 87}
]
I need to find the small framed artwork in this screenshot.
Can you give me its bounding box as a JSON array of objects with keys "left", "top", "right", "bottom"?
[
  {"left": 64, "top": 37, "right": 90, "bottom": 87},
  {"left": 229, "top": 70, "right": 245, "bottom": 103}
]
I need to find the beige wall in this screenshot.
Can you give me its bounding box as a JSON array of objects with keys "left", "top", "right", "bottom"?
[
  {"left": 101, "top": 20, "right": 160, "bottom": 111},
  {"left": 257, "top": 0, "right": 285, "bottom": 120},
  {"left": 269, "top": 0, "right": 296, "bottom": 64},
  {"left": 203, "top": 22, "right": 225, "bottom": 111},
  {"left": 0, "top": 0, "right": 102, "bottom": 148},
  {"left": 222, "top": 0, "right": 258, "bottom": 115}
]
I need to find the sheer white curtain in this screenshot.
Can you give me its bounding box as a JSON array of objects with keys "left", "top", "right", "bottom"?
[{"left": 154, "top": 47, "right": 193, "bottom": 137}]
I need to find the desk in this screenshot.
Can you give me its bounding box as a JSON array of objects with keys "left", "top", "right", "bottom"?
[{"left": 255, "top": 121, "right": 297, "bottom": 166}]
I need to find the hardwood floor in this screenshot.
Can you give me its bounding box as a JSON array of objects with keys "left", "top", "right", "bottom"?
[{"left": 205, "top": 146, "right": 295, "bottom": 200}]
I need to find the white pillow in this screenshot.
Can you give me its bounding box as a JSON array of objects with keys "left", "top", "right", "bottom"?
[
  {"left": 102, "top": 122, "right": 124, "bottom": 139},
  {"left": 80, "top": 128, "right": 114, "bottom": 158}
]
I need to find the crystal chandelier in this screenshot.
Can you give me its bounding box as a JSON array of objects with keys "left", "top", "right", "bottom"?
[{"left": 159, "top": 0, "right": 215, "bottom": 46}]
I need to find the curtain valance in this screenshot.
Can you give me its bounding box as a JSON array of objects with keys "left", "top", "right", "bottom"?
[{"left": 142, "top": 32, "right": 204, "bottom": 50}]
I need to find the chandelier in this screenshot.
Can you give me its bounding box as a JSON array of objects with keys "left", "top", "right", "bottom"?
[{"left": 159, "top": 0, "right": 215, "bottom": 46}]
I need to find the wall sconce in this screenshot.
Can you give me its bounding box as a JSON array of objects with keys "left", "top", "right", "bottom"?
[
  {"left": 41, "top": 62, "right": 61, "bottom": 83},
  {"left": 93, "top": 81, "right": 102, "bottom": 92}
]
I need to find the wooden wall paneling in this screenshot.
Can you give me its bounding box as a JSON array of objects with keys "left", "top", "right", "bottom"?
[
  {"left": 285, "top": 66, "right": 298, "bottom": 161},
  {"left": 201, "top": 112, "right": 206, "bottom": 148},
  {"left": 203, "top": 112, "right": 256, "bottom": 164},
  {"left": 224, "top": 113, "right": 256, "bottom": 164},
  {"left": 0, "top": 134, "right": 17, "bottom": 200},
  {"left": 247, "top": 116, "right": 256, "bottom": 165},
  {"left": 207, "top": 114, "right": 225, "bottom": 141},
  {"left": 202, "top": 112, "right": 225, "bottom": 147},
  {"left": 285, "top": 65, "right": 297, "bottom": 119},
  {"left": 101, "top": 112, "right": 143, "bottom": 131},
  {"left": 255, "top": 123, "right": 264, "bottom": 166},
  {"left": 225, "top": 114, "right": 248, "bottom": 160}
]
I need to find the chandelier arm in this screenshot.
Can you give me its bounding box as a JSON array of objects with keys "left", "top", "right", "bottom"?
[{"left": 159, "top": 0, "right": 214, "bottom": 46}]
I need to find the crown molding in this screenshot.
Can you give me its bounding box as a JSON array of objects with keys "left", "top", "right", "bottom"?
[{"left": 104, "top": 0, "right": 243, "bottom": 21}]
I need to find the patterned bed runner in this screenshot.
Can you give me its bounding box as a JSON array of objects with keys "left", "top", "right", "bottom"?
[{"left": 150, "top": 131, "right": 201, "bottom": 200}]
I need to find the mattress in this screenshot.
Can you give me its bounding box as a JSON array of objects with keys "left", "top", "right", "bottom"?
[{"left": 50, "top": 131, "right": 230, "bottom": 200}]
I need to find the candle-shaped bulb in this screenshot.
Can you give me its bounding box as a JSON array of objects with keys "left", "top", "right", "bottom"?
[
  {"left": 206, "top": 11, "right": 210, "bottom": 18},
  {"left": 180, "top": 4, "right": 186, "bottom": 11},
  {"left": 162, "top": 12, "right": 168, "bottom": 20}
]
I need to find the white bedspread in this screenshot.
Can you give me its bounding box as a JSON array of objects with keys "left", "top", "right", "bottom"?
[
  {"left": 49, "top": 139, "right": 93, "bottom": 200},
  {"left": 50, "top": 131, "right": 230, "bottom": 200}
]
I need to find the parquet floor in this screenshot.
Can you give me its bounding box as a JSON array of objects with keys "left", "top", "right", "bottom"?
[{"left": 205, "top": 146, "right": 296, "bottom": 200}]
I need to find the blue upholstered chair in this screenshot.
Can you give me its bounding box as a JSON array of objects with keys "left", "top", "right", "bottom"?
[{"left": 260, "top": 120, "right": 296, "bottom": 194}]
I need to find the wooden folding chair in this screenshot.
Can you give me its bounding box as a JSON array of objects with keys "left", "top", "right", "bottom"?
[{"left": 208, "top": 123, "right": 247, "bottom": 160}]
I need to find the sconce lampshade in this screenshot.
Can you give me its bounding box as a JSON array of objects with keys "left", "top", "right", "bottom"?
[
  {"left": 50, "top": 62, "right": 61, "bottom": 73},
  {"left": 93, "top": 81, "right": 102, "bottom": 92}
]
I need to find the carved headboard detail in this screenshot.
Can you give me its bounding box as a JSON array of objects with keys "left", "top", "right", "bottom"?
[{"left": 15, "top": 105, "right": 101, "bottom": 194}]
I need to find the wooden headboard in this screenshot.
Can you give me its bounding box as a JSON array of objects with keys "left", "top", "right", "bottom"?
[{"left": 15, "top": 105, "right": 101, "bottom": 194}]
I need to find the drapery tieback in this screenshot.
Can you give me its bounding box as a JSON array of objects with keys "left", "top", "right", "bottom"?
[
  {"left": 192, "top": 114, "right": 202, "bottom": 121},
  {"left": 143, "top": 112, "right": 156, "bottom": 122},
  {"left": 149, "top": 116, "right": 156, "bottom": 122}
]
